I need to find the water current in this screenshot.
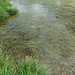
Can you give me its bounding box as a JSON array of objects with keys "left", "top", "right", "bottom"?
[{"left": 0, "top": 0, "right": 75, "bottom": 74}]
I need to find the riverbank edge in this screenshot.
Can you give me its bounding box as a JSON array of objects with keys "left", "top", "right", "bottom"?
[{"left": 0, "top": 0, "right": 18, "bottom": 23}]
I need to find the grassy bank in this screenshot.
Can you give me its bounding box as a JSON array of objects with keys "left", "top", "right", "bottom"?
[
  {"left": 0, "top": 0, "right": 18, "bottom": 22},
  {"left": 0, "top": 48, "right": 49, "bottom": 75}
]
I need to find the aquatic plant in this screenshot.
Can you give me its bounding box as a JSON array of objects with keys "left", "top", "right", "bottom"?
[{"left": 0, "top": 40, "right": 48, "bottom": 75}]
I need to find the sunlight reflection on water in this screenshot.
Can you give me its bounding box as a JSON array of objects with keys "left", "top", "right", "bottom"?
[{"left": 11, "top": 1, "right": 28, "bottom": 12}]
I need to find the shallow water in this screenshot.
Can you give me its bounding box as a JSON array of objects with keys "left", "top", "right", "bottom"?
[{"left": 0, "top": 0, "right": 75, "bottom": 74}]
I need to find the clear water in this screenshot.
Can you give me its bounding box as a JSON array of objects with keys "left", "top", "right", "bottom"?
[{"left": 0, "top": 0, "right": 75, "bottom": 74}]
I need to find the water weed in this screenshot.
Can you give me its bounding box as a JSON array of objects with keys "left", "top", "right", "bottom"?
[{"left": 0, "top": 43, "right": 48, "bottom": 75}]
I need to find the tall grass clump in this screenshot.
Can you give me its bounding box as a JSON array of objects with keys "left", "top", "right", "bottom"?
[
  {"left": 0, "top": 47, "right": 49, "bottom": 75},
  {"left": 0, "top": 57, "right": 49, "bottom": 75},
  {"left": 0, "top": 6, "right": 8, "bottom": 21},
  {"left": 0, "top": 0, "right": 18, "bottom": 21},
  {"left": 5, "top": 7, "right": 18, "bottom": 15},
  {"left": 0, "top": 47, "right": 4, "bottom": 74}
]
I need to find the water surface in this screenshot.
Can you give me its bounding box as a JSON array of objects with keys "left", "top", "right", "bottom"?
[{"left": 0, "top": 0, "right": 75, "bottom": 74}]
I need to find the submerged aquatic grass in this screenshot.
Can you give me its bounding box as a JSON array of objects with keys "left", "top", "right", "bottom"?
[
  {"left": 0, "top": 0, "right": 18, "bottom": 22},
  {"left": 0, "top": 42, "right": 48, "bottom": 75},
  {"left": 0, "top": 0, "right": 75, "bottom": 74}
]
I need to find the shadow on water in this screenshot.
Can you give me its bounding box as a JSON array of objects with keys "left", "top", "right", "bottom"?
[{"left": 0, "top": 0, "right": 75, "bottom": 74}]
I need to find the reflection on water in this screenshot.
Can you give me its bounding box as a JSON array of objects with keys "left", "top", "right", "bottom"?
[
  {"left": 30, "top": 3, "right": 47, "bottom": 17},
  {"left": 0, "top": 0, "right": 75, "bottom": 74},
  {"left": 11, "top": 1, "right": 27, "bottom": 13}
]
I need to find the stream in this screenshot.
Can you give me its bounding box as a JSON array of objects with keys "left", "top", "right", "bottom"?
[{"left": 0, "top": 0, "right": 75, "bottom": 74}]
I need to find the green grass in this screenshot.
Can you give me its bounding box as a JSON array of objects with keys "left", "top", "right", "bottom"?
[
  {"left": 5, "top": 7, "right": 18, "bottom": 15},
  {"left": 0, "top": 48, "right": 4, "bottom": 69},
  {"left": 1, "top": 59, "right": 48, "bottom": 75},
  {"left": 0, "top": 48, "right": 49, "bottom": 75},
  {"left": 0, "top": 0, "right": 18, "bottom": 21},
  {"left": 0, "top": 6, "right": 8, "bottom": 21}
]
